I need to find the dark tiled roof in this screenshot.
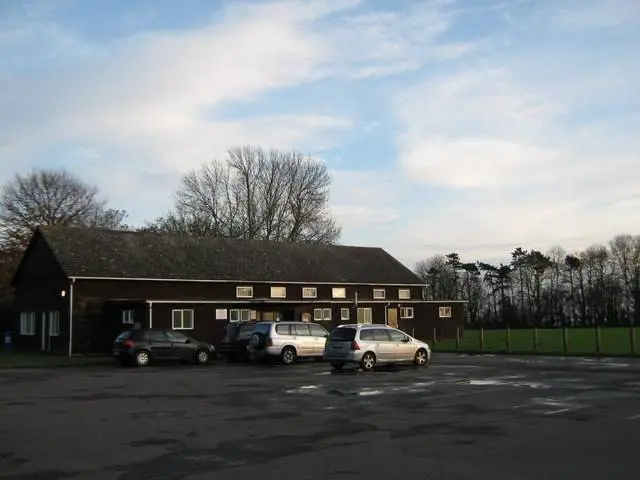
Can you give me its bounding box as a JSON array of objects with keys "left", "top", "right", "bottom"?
[{"left": 37, "top": 226, "right": 422, "bottom": 285}]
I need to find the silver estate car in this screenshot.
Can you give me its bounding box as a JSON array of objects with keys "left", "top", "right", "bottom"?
[
  {"left": 323, "top": 324, "right": 431, "bottom": 371},
  {"left": 247, "top": 321, "right": 330, "bottom": 365}
]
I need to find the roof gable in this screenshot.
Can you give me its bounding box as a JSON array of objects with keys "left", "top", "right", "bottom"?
[{"left": 37, "top": 226, "right": 422, "bottom": 285}]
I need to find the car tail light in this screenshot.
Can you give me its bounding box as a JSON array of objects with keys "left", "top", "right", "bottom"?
[
  {"left": 267, "top": 338, "right": 273, "bottom": 347},
  {"left": 350, "top": 341, "right": 360, "bottom": 351},
  {"left": 123, "top": 339, "right": 135, "bottom": 348}
]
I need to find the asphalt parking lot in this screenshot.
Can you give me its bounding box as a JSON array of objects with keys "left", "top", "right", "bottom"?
[{"left": 1, "top": 354, "right": 639, "bottom": 480}]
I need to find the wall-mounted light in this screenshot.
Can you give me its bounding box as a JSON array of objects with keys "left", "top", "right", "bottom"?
[{"left": 61, "top": 290, "right": 66, "bottom": 298}]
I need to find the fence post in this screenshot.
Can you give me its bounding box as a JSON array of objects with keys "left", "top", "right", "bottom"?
[
  {"left": 631, "top": 326, "right": 637, "bottom": 355},
  {"left": 595, "top": 326, "right": 601, "bottom": 355},
  {"left": 506, "top": 326, "right": 511, "bottom": 353},
  {"left": 533, "top": 327, "right": 538, "bottom": 352},
  {"left": 455, "top": 327, "right": 460, "bottom": 351},
  {"left": 562, "top": 327, "right": 568, "bottom": 353},
  {"left": 432, "top": 327, "right": 437, "bottom": 352},
  {"left": 480, "top": 328, "right": 484, "bottom": 352}
]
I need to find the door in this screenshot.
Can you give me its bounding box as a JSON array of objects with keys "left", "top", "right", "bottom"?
[
  {"left": 387, "top": 328, "right": 413, "bottom": 361},
  {"left": 308, "top": 323, "right": 329, "bottom": 355},
  {"left": 372, "top": 328, "right": 396, "bottom": 361},
  {"left": 148, "top": 330, "right": 173, "bottom": 360},
  {"left": 291, "top": 323, "right": 312, "bottom": 356},
  {"left": 387, "top": 308, "right": 398, "bottom": 328},
  {"left": 165, "top": 330, "right": 194, "bottom": 361}
]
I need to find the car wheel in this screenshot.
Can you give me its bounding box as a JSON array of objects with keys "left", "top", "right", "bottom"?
[
  {"left": 196, "top": 349, "right": 210, "bottom": 365},
  {"left": 414, "top": 348, "right": 429, "bottom": 367},
  {"left": 135, "top": 350, "right": 151, "bottom": 367},
  {"left": 331, "top": 362, "right": 345, "bottom": 370},
  {"left": 281, "top": 347, "right": 297, "bottom": 365},
  {"left": 360, "top": 352, "right": 376, "bottom": 371}
]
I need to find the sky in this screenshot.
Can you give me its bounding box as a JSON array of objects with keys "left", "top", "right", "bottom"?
[{"left": 1, "top": 0, "right": 638, "bottom": 269}]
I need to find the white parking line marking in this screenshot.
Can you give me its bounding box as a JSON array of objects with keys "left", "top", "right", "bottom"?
[
  {"left": 546, "top": 408, "right": 570, "bottom": 415},
  {"left": 627, "top": 414, "right": 640, "bottom": 420}
]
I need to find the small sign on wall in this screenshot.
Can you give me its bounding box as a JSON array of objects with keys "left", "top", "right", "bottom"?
[{"left": 215, "top": 309, "right": 228, "bottom": 320}]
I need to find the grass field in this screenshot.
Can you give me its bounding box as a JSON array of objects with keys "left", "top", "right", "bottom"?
[{"left": 433, "top": 327, "right": 639, "bottom": 356}]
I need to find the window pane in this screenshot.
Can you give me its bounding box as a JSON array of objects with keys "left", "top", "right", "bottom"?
[
  {"left": 240, "top": 310, "right": 250, "bottom": 322},
  {"left": 340, "top": 308, "right": 350, "bottom": 320},
  {"left": 166, "top": 331, "right": 189, "bottom": 342},
  {"left": 293, "top": 324, "right": 310, "bottom": 336},
  {"left": 373, "top": 329, "right": 391, "bottom": 341},
  {"left": 184, "top": 311, "right": 194, "bottom": 329},
  {"left": 332, "top": 287, "right": 346, "bottom": 298},
  {"left": 309, "top": 324, "right": 328, "bottom": 337},
  {"left": 229, "top": 309, "right": 239, "bottom": 322},
  {"left": 150, "top": 330, "right": 168, "bottom": 342},
  {"left": 360, "top": 329, "right": 375, "bottom": 340},
  {"left": 172, "top": 310, "right": 181, "bottom": 328},
  {"left": 322, "top": 308, "right": 332, "bottom": 321},
  {"left": 330, "top": 327, "right": 356, "bottom": 341},
  {"left": 275, "top": 324, "right": 291, "bottom": 335},
  {"left": 313, "top": 309, "right": 323, "bottom": 321},
  {"left": 388, "top": 329, "right": 407, "bottom": 342}
]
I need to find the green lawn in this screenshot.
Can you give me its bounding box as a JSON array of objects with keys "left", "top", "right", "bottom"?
[
  {"left": 0, "top": 352, "right": 114, "bottom": 368},
  {"left": 432, "top": 327, "right": 639, "bottom": 356}
]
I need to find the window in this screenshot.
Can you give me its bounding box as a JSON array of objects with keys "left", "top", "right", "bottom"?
[
  {"left": 172, "top": 309, "right": 194, "bottom": 330},
  {"left": 236, "top": 286, "right": 253, "bottom": 298},
  {"left": 122, "top": 309, "right": 135, "bottom": 324},
  {"left": 302, "top": 287, "right": 317, "bottom": 299},
  {"left": 356, "top": 307, "right": 373, "bottom": 324},
  {"left": 388, "top": 329, "right": 408, "bottom": 342},
  {"left": 439, "top": 306, "right": 452, "bottom": 318},
  {"left": 166, "top": 331, "right": 189, "bottom": 342},
  {"left": 313, "top": 308, "right": 331, "bottom": 321},
  {"left": 400, "top": 307, "right": 414, "bottom": 319},
  {"left": 360, "top": 329, "right": 375, "bottom": 341},
  {"left": 398, "top": 289, "right": 411, "bottom": 299},
  {"left": 293, "top": 324, "right": 311, "bottom": 336},
  {"left": 309, "top": 324, "right": 328, "bottom": 337},
  {"left": 149, "top": 330, "right": 169, "bottom": 343},
  {"left": 372, "top": 329, "right": 391, "bottom": 341},
  {"left": 275, "top": 324, "right": 291, "bottom": 335},
  {"left": 48, "top": 311, "right": 60, "bottom": 337},
  {"left": 340, "top": 308, "right": 350, "bottom": 321},
  {"left": 373, "top": 288, "right": 386, "bottom": 299},
  {"left": 332, "top": 287, "right": 346, "bottom": 299},
  {"left": 330, "top": 327, "right": 356, "bottom": 341},
  {"left": 229, "top": 309, "right": 251, "bottom": 322},
  {"left": 20, "top": 312, "right": 35, "bottom": 336},
  {"left": 270, "top": 286, "right": 287, "bottom": 298}
]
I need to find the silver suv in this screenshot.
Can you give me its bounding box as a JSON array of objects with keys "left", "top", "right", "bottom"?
[
  {"left": 323, "top": 324, "right": 431, "bottom": 371},
  {"left": 248, "top": 321, "right": 330, "bottom": 365}
]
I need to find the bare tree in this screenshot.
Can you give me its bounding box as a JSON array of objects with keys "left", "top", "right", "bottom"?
[
  {"left": 0, "top": 169, "right": 128, "bottom": 248},
  {"left": 149, "top": 146, "right": 341, "bottom": 244}
]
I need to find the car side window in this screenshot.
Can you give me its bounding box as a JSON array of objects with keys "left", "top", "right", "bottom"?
[
  {"left": 166, "top": 331, "right": 189, "bottom": 342},
  {"left": 275, "top": 324, "right": 291, "bottom": 335},
  {"left": 292, "top": 324, "right": 310, "bottom": 336},
  {"left": 309, "top": 324, "right": 328, "bottom": 337},
  {"left": 372, "top": 329, "right": 391, "bottom": 341},
  {"left": 387, "top": 329, "right": 408, "bottom": 342},
  {"left": 149, "top": 330, "right": 168, "bottom": 343},
  {"left": 359, "top": 329, "right": 375, "bottom": 341}
]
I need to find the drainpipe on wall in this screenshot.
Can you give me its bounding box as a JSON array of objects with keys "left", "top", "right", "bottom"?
[
  {"left": 148, "top": 301, "right": 153, "bottom": 328},
  {"left": 68, "top": 278, "right": 75, "bottom": 357}
]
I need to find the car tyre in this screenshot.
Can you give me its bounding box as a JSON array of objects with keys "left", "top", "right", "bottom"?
[
  {"left": 281, "top": 346, "right": 297, "bottom": 365},
  {"left": 135, "top": 350, "right": 151, "bottom": 367},
  {"left": 360, "top": 352, "right": 376, "bottom": 371},
  {"left": 196, "top": 349, "right": 210, "bottom": 365},
  {"left": 414, "top": 348, "right": 429, "bottom": 367}
]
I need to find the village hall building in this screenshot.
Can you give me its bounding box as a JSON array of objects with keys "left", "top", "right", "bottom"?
[{"left": 9, "top": 226, "right": 465, "bottom": 355}]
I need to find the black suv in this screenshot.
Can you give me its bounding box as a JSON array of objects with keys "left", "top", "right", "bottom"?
[
  {"left": 217, "top": 321, "right": 257, "bottom": 362},
  {"left": 113, "top": 328, "right": 216, "bottom": 367}
]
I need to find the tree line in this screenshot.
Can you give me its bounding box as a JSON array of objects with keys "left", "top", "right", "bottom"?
[
  {"left": 0, "top": 145, "right": 340, "bottom": 301},
  {"left": 415, "top": 239, "right": 640, "bottom": 328}
]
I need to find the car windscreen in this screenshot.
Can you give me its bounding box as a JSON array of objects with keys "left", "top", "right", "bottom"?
[{"left": 329, "top": 328, "right": 356, "bottom": 342}]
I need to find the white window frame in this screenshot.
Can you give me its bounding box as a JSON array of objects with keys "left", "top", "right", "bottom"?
[
  {"left": 340, "top": 308, "right": 350, "bottom": 321},
  {"left": 302, "top": 287, "right": 317, "bottom": 299},
  {"left": 20, "top": 312, "right": 35, "bottom": 336},
  {"left": 229, "top": 309, "right": 252, "bottom": 322},
  {"left": 172, "top": 309, "right": 194, "bottom": 330},
  {"left": 332, "top": 287, "right": 346, "bottom": 299},
  {"left": 236, "top": 286, "right": 253, "bottom": 298},
  {"left": 122, "top": 309, "right": 135, "bottom": 324},
  {"left": 373, "top": 288, "right": 386, "bottom": 299},
  {"left": 313, "top": 308, "right": 332, "bottom": 321},
  {"left": 439, "top": 306, "right": 452, "bottom": 318},
  {"left": 398, "top": 288, "right": 411, "bottom": 300},
  {"left": 48, "top": 311, "right": 60, "bottom": 337},
  {"left": 357, "top": 307, "right": 373, "bottom": 324},
  {"left": 400, "top": 307, "right": 414, "bottom": 319},
  {"left": 270, "top": 286, "right": 287, "bottom": 298}
]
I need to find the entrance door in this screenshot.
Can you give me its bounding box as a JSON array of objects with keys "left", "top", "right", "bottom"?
[{"left": 387, "top": 308, "right": 398, "bottom": 328}]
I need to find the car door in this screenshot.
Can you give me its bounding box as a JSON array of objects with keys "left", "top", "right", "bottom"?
[
  {"left": 308, "top": 323, "right": 329, "bottom": 355},
  {"left": 371, "top": 328, "right": 395, "bottom": 361},
  {"left": 291, "top": 323, "right": 312, "bottom": 356},
  {"left": 387, "top": 328, "right": 413, "bottom": 361},
  {"left": 165, "top": 330, "right": 195, "bottom": 361},
  {"left": 148, "top": 329, "right": 173, "bottom": 360}
]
